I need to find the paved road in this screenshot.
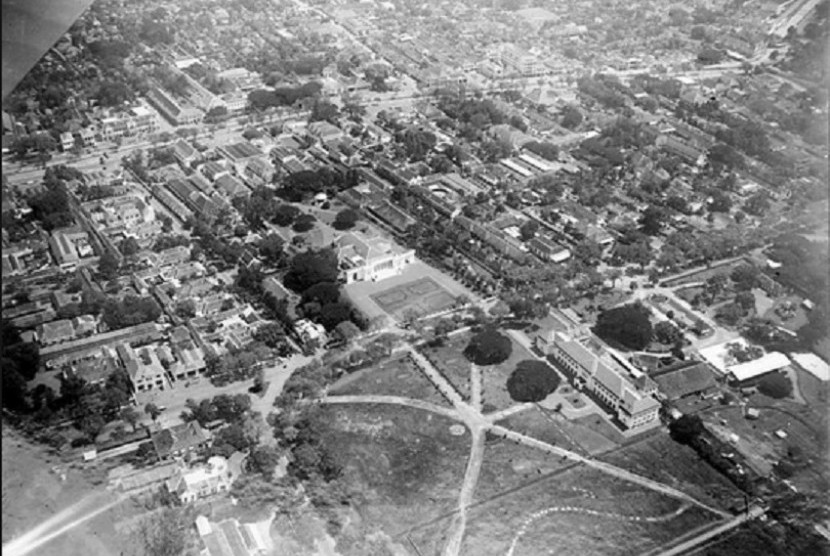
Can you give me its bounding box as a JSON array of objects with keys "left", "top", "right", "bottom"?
[{"left": 648, "top": 506, "right": 766, "bottom": 556}]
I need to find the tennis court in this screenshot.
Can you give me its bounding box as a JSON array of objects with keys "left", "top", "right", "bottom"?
[{"left": 371, "top": 277, "right": 457, "bottom": 319}]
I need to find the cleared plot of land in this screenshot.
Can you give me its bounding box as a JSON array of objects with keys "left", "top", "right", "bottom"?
[
  {"left": 328, "top": 353, "right": 452, "bottom": 407},
  {"left": 599, "top": 434, "right": 745, "bottom": 512},
  {"left": 343, "top": 261, "right": 473, "bottom": 322},
  {"left": 317, "top": 404, "right": 470, "bottom": 537},
  {"left": 370, "top": 277, "right": 457, "bottom": 319},
  {"left": 460, "top": 466, "right": 719, "bottom": 556},
  {"left": 567, "top": 414, "right": 628, "bottom": 452}
]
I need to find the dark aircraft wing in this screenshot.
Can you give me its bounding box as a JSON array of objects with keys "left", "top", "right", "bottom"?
[{"left": 2, "top": 0, "right": 96, "bottom": 101}]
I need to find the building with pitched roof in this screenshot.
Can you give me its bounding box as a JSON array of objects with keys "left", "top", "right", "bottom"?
[
  {"left": 544, "top": 330, "right": 660, "bottom": 430},
  {"left": 166, "top": 456, "right": 233, "bottom": 503},
  {"left": 147, "top": 87, "right": 203, "bottom": 126},
  {"left": 651, "top": 360, "right": 719, "bottom": 402},
  {"left": 335, "top": 232, "right": 415, "bottom": 283},
  {"left": 151, "top": 421, "right": 210, "bottom": 461},
  {"left": 117, "top": 343, "right": 170, "bottom": 392},
  {"left": 194, "top": 515, "right": 270, "bottom": 556}
]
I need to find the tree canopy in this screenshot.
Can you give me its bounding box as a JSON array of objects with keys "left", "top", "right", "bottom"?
[
  {"left": 464, "top": 328, "right": 512, "bottom": 365},
  {"left": 594, "top": 302, "right": 653, "bottom": 350},
  {"left": 506, "top": 360, "right": 561, "bottom": 402},
  {"left": 284, "top": 249, "right": 339, "bottom": 293},
  {"left": 758, "top": 372, "right": 793, "bottom": 399}
]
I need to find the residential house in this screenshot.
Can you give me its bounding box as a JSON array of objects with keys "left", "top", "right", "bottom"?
[
  {"left": 60, "top": 131, "right": 75, "bottom": 151},
  {"left": 295, "top": 319, "right": 326, "bottom": 350},
  {"left": 171, "top": 139, "right": 200, "bottom": 168},
  {"left": 37, "top": 319, "right": 76, "bottom": 346},
  {"left": 307, "top": 121, "right": 344, "bottom": 143},
  {"left": 166, "top": 456, "right": 233, "bottom": 503},
  {"left": 151, "top": 421, "right": 211, "bottom": 461}
]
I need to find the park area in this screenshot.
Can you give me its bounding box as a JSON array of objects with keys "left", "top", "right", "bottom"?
[
  {"left": 422, "top": 330, "right": 540, "bottom": 411},
  {"left": 343, "top": 260, "right": 473, "bottom": 322},
  {"left": 432, "top": 465, "right": 719, "bottom": 556}
]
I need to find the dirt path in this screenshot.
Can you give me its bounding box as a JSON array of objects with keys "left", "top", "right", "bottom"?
[{"left": 315, "top": 395, "right": 462, "bottom": 422}]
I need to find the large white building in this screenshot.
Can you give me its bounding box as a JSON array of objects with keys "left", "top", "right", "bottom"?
[
  {"left": 335, "top": 232, "right": 415, "bottom": 283},
  {"left": 539, "top": 325, "right": 661, "bottom": 430}
]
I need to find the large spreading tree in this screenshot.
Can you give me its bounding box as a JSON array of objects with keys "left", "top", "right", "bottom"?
[
  {"left": 506, "top": 360, "right": 561, "bottom": 402},
  {"left": 594, "top": 302, "right": 653, "bottom": 350},
  {"left": 464, "top": 327, "right": 512, "bottom": 366}
]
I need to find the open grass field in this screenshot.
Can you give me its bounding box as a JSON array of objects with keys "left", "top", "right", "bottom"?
[
  {"left": 316, "top": 404, "right": 470, "bottom": 537},
  {"left": 1, "top": 430, "right": 133, "bottom": 556},
  {"left": 328, "top": 353, "right": 452, "bottom": 407},
  {"left": 599, "top": 434, "right": 745, "bottom": 512},
  {"left": 458, "top": 466, "right": 720, "bottom": 556}
]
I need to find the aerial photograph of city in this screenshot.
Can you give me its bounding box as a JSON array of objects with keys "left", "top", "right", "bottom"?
[{"left": 0, "top": 0, "right": 827, "bottom": 555}]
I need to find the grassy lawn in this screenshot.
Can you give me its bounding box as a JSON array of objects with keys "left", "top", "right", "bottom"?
[
  {"left": 566, "top": 414, "right": 627, "bottom": 454},
  {"left": 459, "top": 466, "right": 720, "bottom": 556},
  {"left": 317, "top": 404, "right": 469, "bottom": 537},
  {"left": 328, "top": 353, "right": 452, "bottom": 407},
  {"left": 600, "top": 434, "right": 745, "bottom": 512},
  {"left": 500, "top": 407, "right": 583, "bottom": 453}
]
